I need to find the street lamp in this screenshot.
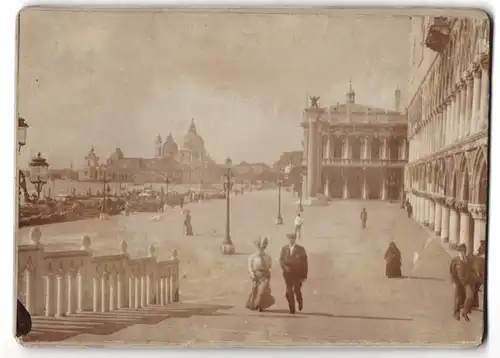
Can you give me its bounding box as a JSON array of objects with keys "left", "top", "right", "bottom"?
[
  {"left": 100, "top": 165, "right": 111, "bottom": 219},
  {"left": 276, "top": 167, "right": 284, "bottom": 225},
  {"left": 221, "top": 157, "right": 235, "bottom": 255},
  {"left": 28, "top": 152, "right": 49, "bottom": 203},
  {"left": 18, "top": 116, "right": 29, "bottom": 153}
]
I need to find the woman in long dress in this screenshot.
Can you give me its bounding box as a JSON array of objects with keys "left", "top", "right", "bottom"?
[
  {"left": 384, "top": 241, "right": 402, "bottom": 278},
  {"left": 246, "top": 237, "right": 275, "bottom": 312}
]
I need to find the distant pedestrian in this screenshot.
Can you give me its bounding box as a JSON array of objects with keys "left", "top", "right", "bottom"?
[
  {"left": 384, "top": 241, "right": 402, "bottom": 278},
  {"left": 294, "top": 213, "right": 304, "bottom": 239},
  {"left": 360, "top": 208, "right": 367, "bottom": 229},
  {"left": 184, "top": 210, "right": 193, "bottom": 236},
  {"left": 405, "top": 200, "right": 413, "bottom": 218},
  {"left": 279, "top": 233, "right": 308, "bottom": 314},
  {"left": 450, "top": 244, "right": 480, "bottom": 321}
]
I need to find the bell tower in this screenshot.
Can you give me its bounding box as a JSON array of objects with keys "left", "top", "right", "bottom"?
[{"left": 155, "top": 134, "right": 162, "bottom": 157}]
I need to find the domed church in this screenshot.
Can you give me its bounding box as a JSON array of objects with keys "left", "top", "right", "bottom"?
[{"left": 78, "top": 118, "right": 217, "bottom": 184}]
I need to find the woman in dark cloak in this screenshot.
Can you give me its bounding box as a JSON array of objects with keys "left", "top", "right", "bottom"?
[
  {"left": 384, "top": 241, "right": 402, "bottom": 278},
  {"left": 184, "top": 210, "right": 193, "bottom": 236}
]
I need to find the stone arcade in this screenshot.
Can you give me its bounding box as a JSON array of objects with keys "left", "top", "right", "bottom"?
[{"left": 405, "top": 16, "right": 490, "bottom": 254}]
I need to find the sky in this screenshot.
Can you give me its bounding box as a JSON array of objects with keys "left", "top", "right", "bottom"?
[{"left": 17, "top": 9, "right": 411, "bottom": 169}]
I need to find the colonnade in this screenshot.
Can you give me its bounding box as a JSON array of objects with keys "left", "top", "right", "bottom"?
[{"left": 322, "top": 135, "right": 408, "bottom": 161}]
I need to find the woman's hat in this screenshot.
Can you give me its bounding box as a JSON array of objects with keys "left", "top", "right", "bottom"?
[{"left": 254, "top": 236, "right": 269, "bottom": 249}]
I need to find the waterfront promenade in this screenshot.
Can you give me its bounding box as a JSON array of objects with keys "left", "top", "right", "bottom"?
[{"left": 18, "top": 190, "right": 483, "bottom": 346}]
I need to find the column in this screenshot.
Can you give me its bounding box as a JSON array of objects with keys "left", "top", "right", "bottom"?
[
  {"left": 469, "top": 204, "right": 486, "bottom": 254},
  {"left": 423, "top": 197, "right": 429, "bottom": 226},
  {"left": 306, "top": 116, "right": 319, "bottom": 197},
  {"left": 382, "top": 137, "right": 388, "bottom": 160},
  {"left": 344, "top": 137, "right": 350, "bottom": 159},
  {"left": 342, "top": 175, "right": 349, "bottom": 199},
  {"left": 445, "top": 98, "right": 452, "bottom": 146},
  {"left": 457, "top": 80, "right": 467, "bottom": 139},
  {"left": 381, "top": 175, "right": 387, "bottom": 200},
  {"left": 401, "top": 138, "right": 407, "bottom": 160},
  {"left": 470, "top": 66, "right": 482, "bottom": 135},
  {"left": 66, "top": 271, "right": 75, "bottom": 315},
  {"left": 93, "top": 276, "right": 100, "bottom": 312},
  {"left": 45, "top": 274, "right": 54, "bottom": 317},
  {"left": 428, "top": 199, "right": 435, "bottom": 230},
  {"left": 441, "top": 205, "right": 450, "bottom": 242},
  {"left": 449, "top": 202, "right": 460, "bottom": 245},
  {"left": 464, "top": 73, "right": 474, "bottom": 138},
  {"left": 76, "top": 270, "right": 83, "bottom": 312},
  {"left": 166, "top": 276, "right": 172, "bottom": 304},
  {"left": 458, "top": 204, "right": 471, "bottom": 254},
  {"left": 434, "top": 201, "right": 442, "bottom": 235},
  {"left": 324, "top": 135, "right": 331, "bottom": 160},
  {"left": 324, "top": 177, "right": 330, "bottom": 197},
  {"left": 479, "top": 59, "right": 490, "bottom": 129},
  {"left": 362, "top": 174, "right": 368, "bottom": 200}
]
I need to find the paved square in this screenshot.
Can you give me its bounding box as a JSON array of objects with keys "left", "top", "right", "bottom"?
[{"left": 20, "top": 190, "right": 483, "bottom": 346}]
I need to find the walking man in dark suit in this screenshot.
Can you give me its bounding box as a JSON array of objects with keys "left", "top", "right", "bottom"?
[{"left": 279, "top": 233, "right": 308, "bottom": 314}]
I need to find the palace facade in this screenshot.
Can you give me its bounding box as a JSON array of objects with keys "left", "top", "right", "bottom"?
[
  {"left": 301, "top": 82, "right": 408, "bottom": 203},
  {"left": 78, "top": 119, "right": 219, "bottom": 184},
  {"left": 404, "top": 16, "right": 490, "bottom": 254}
]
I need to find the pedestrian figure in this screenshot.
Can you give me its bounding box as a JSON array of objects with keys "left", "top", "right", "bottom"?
[
  {"left": 184, "top": 210, "right": 193, "bottom": 236},
  {"left": 246, "top": 237, "right": 275, "bottom": 312},
  {"left": 294, "top": 213, "right": 304, "bottom": 239},
  {"left": 360, "top": 208, "right": 367, "bottom": 229},
  {"left": 472, "top": 240, "right": 486, "bottom": 308},
  {"left": 450, "top": 243, "right": 480, "bottom": 322},
  {"left": 384, "top": 241, "right": 402, "bottom": 278},
  {"left": 279, "top": 233, "right": 308, "bottom": 314},
  {"left": 405, "top": 200, "right": 413, "bottom": 218}
]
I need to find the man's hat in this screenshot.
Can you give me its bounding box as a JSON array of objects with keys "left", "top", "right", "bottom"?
[
  {"left": 286, "top": 233, "right": 296, "bottom": 239},
  {"left": 457, "top": 243, "right": 467, "bottom": 252}
]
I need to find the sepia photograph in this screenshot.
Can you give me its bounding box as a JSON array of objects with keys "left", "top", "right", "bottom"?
[{"left": 14, "top": 8, "right": 489, "bottom": 347}]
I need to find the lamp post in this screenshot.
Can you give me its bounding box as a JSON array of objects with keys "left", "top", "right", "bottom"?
[
  {"left": 100, "top": 165, "right": 110, "bottom": 219},
  {"left": 221, "top": 157, "right": 235, "bottom": 255},
  {"left": 276, "top": 167, "right": 284, "bottom": 225},
  {"left": 18, "top": 116, "right": 29, "bottom": 154},
  {"left": 28, "top": 152, "right": 49, "bottom": 203}
]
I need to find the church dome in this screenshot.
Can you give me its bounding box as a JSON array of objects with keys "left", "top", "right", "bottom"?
[
  {"left": 183, "top": 118, "right": 205, "bottom": 153},
  {"left": 162, "top": 133, "right": 178, "bottom": 157}
]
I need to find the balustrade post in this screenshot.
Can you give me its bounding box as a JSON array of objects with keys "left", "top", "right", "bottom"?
[
  {"left": 171, "top": 249, "right": 180, "bottom": 302},
  {"left": 76, "top": 270, "right": 84, "bottom": 312},
  {"left": 160, "top": 278, "right": 166, "bottom": 305},
  {"left": 140, "top": 276, "right": 146, "bottom": 307},
  {"left": 24, "top": 269, "right": 33, "bottom": 314},
  {"left": 45, "top": 274, "right": 54, "bottom": 317},
  {"left": 101, "top": 273, "right": 108, "bottom": 312},
  {"left": 93, "top": 276, "right": 100, "bottom": 313},
  {"left": 128, "top": 275, "right": 135, "bottom": 309},
  {"left": 134, "top": 276, "right": 140, "bottom": 308},
  {"left": 166, "top": 276, "right": 172, "bottom": 304},
  {"left": 109, "top": 273, "right": 116, "bottom": 311},
  {"left": 55, "top": 273, "right": 64, "bottom": 317},
  {"left": 117, "top": 273, "right": 124, "bottom": 309},
  {"left": 66, "top": 271, "right": 76, "bottom": 315}
]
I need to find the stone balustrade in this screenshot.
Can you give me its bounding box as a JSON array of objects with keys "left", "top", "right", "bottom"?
[{"left": 17, "top": 227, "right": 180, "bottom": 318}]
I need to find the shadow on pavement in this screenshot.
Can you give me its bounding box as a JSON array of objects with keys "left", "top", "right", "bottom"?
[
  {"left": 264, "top": 309, "right": 413, "bottom": 321},
  {"left": 400, "top": 275, "right": 445, "bottom": 282},
  {"left": 23, "top": 303, "right": 234, "bottom": 343}
]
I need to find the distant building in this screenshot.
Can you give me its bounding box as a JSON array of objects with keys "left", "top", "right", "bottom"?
[
  {"left": 78, "top": 119, "right": 219, "bottom": 184},
  {"left": 231, "top": 162, "right": 274, "bottom": 183},
  {"left": 301, "top": 81, "right": 408, "bottom": 203}
]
